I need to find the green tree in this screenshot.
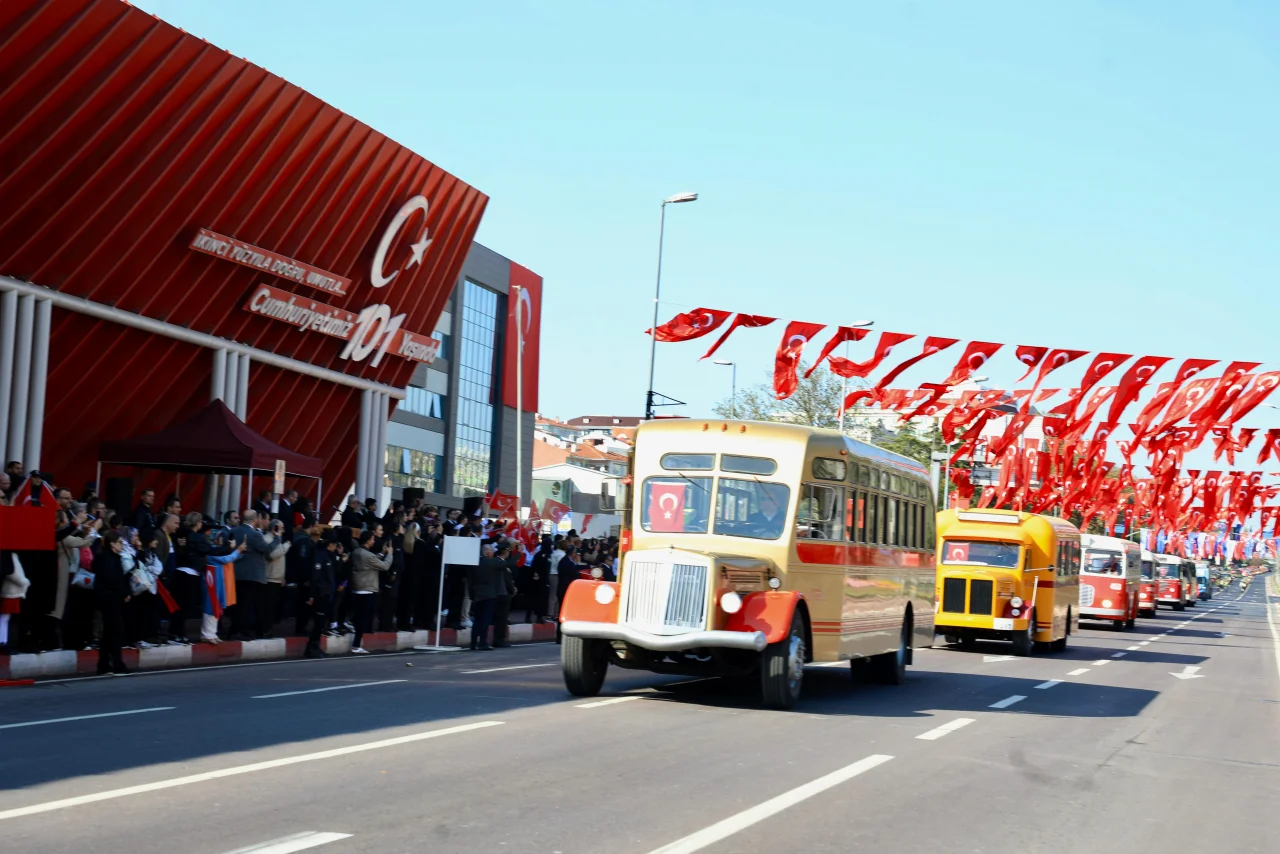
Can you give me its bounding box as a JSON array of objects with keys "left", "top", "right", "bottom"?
[{"left": 712, "top": 362, "right": 853, "bottom": 429}]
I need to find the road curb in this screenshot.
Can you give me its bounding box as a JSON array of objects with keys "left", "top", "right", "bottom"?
[{"left": 0, "top": 623, "right": 557, "bottom": 681}]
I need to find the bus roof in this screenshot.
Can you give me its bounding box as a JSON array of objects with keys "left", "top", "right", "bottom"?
[
  {"left": 1081, "top": 534, "right": 1135, "bottom": 552},
  {"left": 635, "top": 418, "right": 930, "bottom": 478}
]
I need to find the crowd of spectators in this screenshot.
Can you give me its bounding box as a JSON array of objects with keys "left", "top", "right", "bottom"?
[{"left": 0, "top": 461, "right": 619, "bottom": 673}]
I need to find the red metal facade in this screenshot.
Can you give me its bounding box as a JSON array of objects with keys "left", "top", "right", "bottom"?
[{"left": 0, "top": 0, "right": 488, "bottom": 505}]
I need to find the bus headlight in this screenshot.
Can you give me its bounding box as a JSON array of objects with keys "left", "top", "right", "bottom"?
[
  {"left": 768, "top": 576, "right": 781, "bottom": 589},
  {"left": 594, "top": 584, "right": 616, "bottom": 605},
  {"left": 1011, "top": 597, "right": 1023, "bottom": 609},
  {"left": 1101, "top": 599, "right": 1113, "bottom": 608},
  {"left": 720, "top": 591, "right": 743, "bottom": 614}
]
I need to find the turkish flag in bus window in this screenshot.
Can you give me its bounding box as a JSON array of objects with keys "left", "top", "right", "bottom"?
[
  {"left": 648, "top": 483, "right": 687, "bottom": 532},
  {"left": 946, "top": 542, "right": 970, "bottom": 562}
]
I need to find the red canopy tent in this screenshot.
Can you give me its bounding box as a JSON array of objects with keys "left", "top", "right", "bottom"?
[{"left": 97, "top": 400, "right": 325, "bottom": 509}]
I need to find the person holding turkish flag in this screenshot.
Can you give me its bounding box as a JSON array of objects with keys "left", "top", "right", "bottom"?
[
  {"left": 647, "top": 308, "right": 732, "bottom": 342},
  {"left": 646, "top": 483, "right": 687, "bottom": 533},
  {"left": 773, "top": 321, "right": 825, "bottom": 399}
]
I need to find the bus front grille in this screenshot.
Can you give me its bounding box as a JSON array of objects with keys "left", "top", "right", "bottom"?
[
  {"left": 623, "top": 560, "right": 709, "bottom": 632},
  {"left": 942, "top": 578, "right": 966, "bottom": 613},
  {"left": 968, "top": 580, "right": 994, "bottom": 616}
]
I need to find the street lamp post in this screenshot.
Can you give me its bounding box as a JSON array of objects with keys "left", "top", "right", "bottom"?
[
  {"left": 713, "top": 360, "right": 736, "bottom": 418},
  {"left": 645, "top": 191, "right": 698, "bottom": 420},
  {"left": 836, "top": 320, "right": 876, "bottom": 435}
]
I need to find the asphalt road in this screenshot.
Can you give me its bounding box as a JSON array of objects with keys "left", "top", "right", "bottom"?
[{"left": 2, "top": 580, "right": 1277, "bottom": 854}]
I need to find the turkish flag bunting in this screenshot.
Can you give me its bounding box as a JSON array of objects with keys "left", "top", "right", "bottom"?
[
  {"left": 773, "top": 321, "right": 825, "bottom": 399},
  {"left": 648, "top": 308, "right": 732, "bottom": 342},
  {"left": 1065, "top": 353, "right": 1132, "bottom": 411},
  {"left": 1030, "top": 348, "right": 1088, "bottom": 393},
  {"left": 841, "top": 387, "right": 883, "bottom": 413},
  {"left": 804, "top": 326, "right": 872, "bottom": 378},
  {"left": 875, "top": 336, "right": 959, "bottom": 389},
  {"left": 646, "top": 482, "right": 687, "bottom": 533},
  {"left": 1131, "top": 381, "right": 1179, "bottom": 440},
  {"left": 1228, "top": 371, "right": 1280, "bottom": 424},
  {"left": 1256, "top": 429, "right": 1280, "bottom": 465},
  {"left": 1105, "top": 355, "right": 1170, "bottom": 423},
  {"left": 1014, "top": 346, "right": 1049, "bottom": 382},
  {"left": 942, "top": 341, "right": 1003, "bottom": 386},
  {"left": 1173, "top": 358, "right": 1218, "bottom": 383},
  {"left": 901, "top": 383, "right": 952, "bottom": 421},
  {"left": 1188, "top": 362, "right": 1261, "bottom": 427},
  {"left": 700, "top": 313, "right": 776, "bottom": 360},
  {"left": 1150, "top": 377, "right": 1216, "bottom": 436},
  {"left": 829, "top": 331, "right": 914, "bottom": 378}
]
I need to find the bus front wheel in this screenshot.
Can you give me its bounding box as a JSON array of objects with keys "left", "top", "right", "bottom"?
[
  {"left": 761, "top": 613, "right": 806, "bottom": 710},
  {"left": 1050, "top": 610, "right": 1070, "bottom": 652},
  {"left": 1012, "top": 616, "right": 1036, "bottom": 657},
  {"left": 562, "top": 635, "right": 609, "bottom": 697},
  {"left": 871, "top": 617, "right": 910, "bottom": 685}
]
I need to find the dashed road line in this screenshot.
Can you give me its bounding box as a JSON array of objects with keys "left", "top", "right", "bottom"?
[
  {"left": 1111, "top": 652, "right": 1127, "bottom": 658},
  {"left": 0, "top": 707, "right": 174, "bottom": 730},
  {"left": 0, "top": 721, "right": 503, "bottom": 821},
  {"left": 1126, "top": 646, "right": 1141, "bottom": 651},
  {"left": 1034, "top": 680, "right": 1061, "bottom": 690},
  {"left": 916, "top": 718, "right": 975, "bottom": 740},
  {"left": 460, "top": 663, "right": 557, "bottom": 674},
  {"left": 221, "top": 831, "right": 353, "bottom": 854},
  {"left": 989, "top": 695, "right": 1026, "bottom": 709},
  {"left": 1067, "top": 668, "right": 1091, "bottom": 676},
  {"left": 576, "top": 696, "right": 643, "bottom": 709},
  {"left": 1092, "top": 660, "right": 1111, "bottom": 666},
  {"left": 645, "top": 754, "right": 893, "bottom": 853},
  {"left": 252, "top": 680, "right": 406, "bottom": 699}
]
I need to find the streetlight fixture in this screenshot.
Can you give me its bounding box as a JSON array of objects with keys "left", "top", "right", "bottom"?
[
  {"left": 837, "top": 319, "right": 876, "bottom": 434},
  {"left": 645, "top": 192, "right": 699, "bottom": 420},
  {"left": 713, "top": 359, "right": 737, "bottom": 418}
]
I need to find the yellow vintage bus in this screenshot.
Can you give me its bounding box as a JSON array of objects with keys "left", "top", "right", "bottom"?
[
  {"left": 935, "top": 509, "right": 1080, "bottom": 655},
  {"left": 558, "top": 419, "right": 937, "bottom": 709}
]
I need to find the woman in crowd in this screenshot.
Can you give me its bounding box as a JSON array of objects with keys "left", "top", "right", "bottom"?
[{"left": 59, "top": 506, "right": 102, "bottom": 651}]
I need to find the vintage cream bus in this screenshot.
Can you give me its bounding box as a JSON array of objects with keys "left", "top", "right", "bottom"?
[
  {"left": 1079, "top": 533, "right": 1142, "bottom": 629},
  {"left": 557, "top": 419, "right": 937, "bottom": 709}
]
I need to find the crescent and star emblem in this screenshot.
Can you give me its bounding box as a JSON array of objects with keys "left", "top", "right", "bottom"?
[
  {"left": 657, "top": 492, "right": 679, "bottom": 520},
  {"left": 370, "top": 195, "right": 431, "bottom": 289}
]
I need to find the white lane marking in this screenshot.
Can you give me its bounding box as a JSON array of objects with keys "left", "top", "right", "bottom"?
[
  {"left": 252, "top": 680, "right": 406, "bottom": 699},
  {"left": 1067, "top": 668, "right": 1091, "bottom": 676},
  {"left": 576, "top": 696, "right": 643, "bottom": 708},
  {"left": 1139, "top": 641, "right": 1151, "bottom": 646},
  {"left": 1170, "top": 665, "right": 1204, "bottom": 680},
  {"left": 1148, "top": 637, "right": 1162, "bottom": 642},
  {"left": 0, "top": 720, "right": 503, "bottom": 821},
  {"left": 982, "top": 655, "right": 1017, "bottom": 663},
  {"left": 645, "top": 754, "right": 893, "bottom": 853},
  {"left": 460, "top": 663, "right": 557, "bottom": 674},
  {"left": 916, "top": 718, "right": 975, "bottom": 740},
  {"left": 1126, "top": 646, "right": 1141, "bottom": 651},
  {"left": 989, "top": 695, "right": 1026, "bottom": 709},
  {"left": 1111, "top": 652, "right": 1127, "bottom": 658},
  {"left": 1267, "top": 582, "right": 1280, "bottom": 691},
  {"left": 221, "top": 831, "right": 352, "bottom": 854},
  {"left": 0, "top": 707, "right": 174, "bottom": 730},
  {"left": 1034, "top": 680, "right": 1062, "bottom": 690},
  {"left": 807, "top": 660, "right": 848, "bottom": 668},
  {"left": 1092, "top": 660, "right": 1111, "bottom": 666}
]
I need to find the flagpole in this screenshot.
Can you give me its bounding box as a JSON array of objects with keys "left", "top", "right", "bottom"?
[{"left": 514, "top": 284, "right": 523, "bottom": 520}]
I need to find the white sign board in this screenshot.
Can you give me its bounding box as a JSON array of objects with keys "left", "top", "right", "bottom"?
[
  {"left": 442, "top": 535, "right": 481, "bottom": 566},
  {"left": 273, "top": 459, "right": 286, "bottom": 494}
]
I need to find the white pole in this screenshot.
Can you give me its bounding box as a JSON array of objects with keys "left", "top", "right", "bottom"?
[
  {"left": 356, "top": 389, "right": 370, "bottom": 506},
  {"left": 433, "top": 558, "right": 447, "bottom": 651},
  {"left": 514, "top": 285, "right": 523, "bottom": 516},
  {"left": 7, "top": 294, "right": 34, "bottom": 464},
  {"left": 24, "top": 298, "right": 51, "bottom": 470},
  {"left": 0, "top": 288, "right": 18, "bottom": 461}
]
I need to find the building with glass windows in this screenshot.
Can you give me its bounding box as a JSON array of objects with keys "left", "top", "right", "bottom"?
[{"left": 383, "top": 242, "right": 541, "bottom": 509}]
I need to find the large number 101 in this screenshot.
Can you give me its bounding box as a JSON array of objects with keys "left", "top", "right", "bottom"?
[{"left": 339, "top": 303, "right": 407, "bottom": 367}]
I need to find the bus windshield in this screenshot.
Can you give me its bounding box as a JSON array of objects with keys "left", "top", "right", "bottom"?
[
  {"left": 714, "top": 479, "right": 791, "bottom": 541},
  {"left": 1084, "top": 551, "right": 1123, "bottom": 575},
  {"left": 942, "top": 540, "right": 1021, "bottom": 568},
  {"left": 1141, "top": 561, "right": 1154, "bottom": 579},
  {"left": 640, "top": 476, "right": 713, "bottom": 534}
]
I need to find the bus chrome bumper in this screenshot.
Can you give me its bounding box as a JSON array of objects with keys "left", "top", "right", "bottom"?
[
  {"left": 560, "top": 621, "right": 768, "bottom": 653},
  {"left": 1080, "top": 606, "right": 1127, "bottom": 617}
]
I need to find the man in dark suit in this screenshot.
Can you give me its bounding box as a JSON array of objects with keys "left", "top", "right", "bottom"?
[
  {"left": 278, "top": 489, "right": 297, "bottom": 537},
  {"left": 252, "top": 490, "right": 272, "bottom": 519},
  {"left": 466, "top": 544, "right": 506, "bottom": 651}
]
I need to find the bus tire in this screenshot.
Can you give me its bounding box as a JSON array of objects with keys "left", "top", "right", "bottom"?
[
  {"left": 1012, "top": 615, "right": 1036, "bottom": 657},
  {"left": 761, "top": 612, "right": 806, "bottom": 710},
  {"left": 1173, "top": 601, "right": 1185, "bottom": 612},
  {"left": 1050, "top": 610, "right": 1070, "bottom": 652},
  {"left": 561, "top": 635, "right": 608, "bottom": 697},
  {"left": 957, "top": 634, "right": 977, "bottom": 651},
  {"left": 871, "top": 616, "right": 910, "bottom": 685}
]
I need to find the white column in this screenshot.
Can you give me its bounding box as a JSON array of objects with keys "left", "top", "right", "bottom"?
[
  {"left": 0, "top": 288, "right": 18, "bottom": 462},
  {"left": 23, "top": 298, "right": 51, "bottom": 470},
  {"left": 225, "top": 352, "right": 242, "bottom": 513},
  {"left": 356, "top": 388, "right": 371, "bottom": 505},
  {"left": 206, "top": 349, "right": 229, "bottom": 517},
  {"left": 235, "top": 352, "right": 250, "bottom": 419},
  {"left": 7, "top": 294, "right": 34, "bottom": 465},
  {"left": 374, "top": 391, "right": 389, "bottom": 506}
]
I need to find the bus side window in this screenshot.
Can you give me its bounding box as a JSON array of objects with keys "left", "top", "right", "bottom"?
[
  {"left": 854, "top": 490, "right": 867, "bottom": 542},
  {"left": 798, "top": 483, "right": 843, "bottom": 540},
  {"left": 867, "top": 493, "right": 879, "bottom": 544},
  {"left": 885, "top": 496, "right": 897, "bottom": 545}
]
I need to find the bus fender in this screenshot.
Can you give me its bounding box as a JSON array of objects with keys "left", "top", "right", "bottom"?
[
  {"left": 724, "top": 591, "right": 805, "bottom": 645},
  {"left": 557, "top": 580, "right": 621, "bottom": 625}
]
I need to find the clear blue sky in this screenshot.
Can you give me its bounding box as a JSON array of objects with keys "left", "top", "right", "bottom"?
[{"left": 138, "top": 0, "right": 1280, "bottom": 457}]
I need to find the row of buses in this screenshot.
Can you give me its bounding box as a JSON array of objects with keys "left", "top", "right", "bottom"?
[{"left": 558, "top": 419, "right": 1193, "bottom": 709}]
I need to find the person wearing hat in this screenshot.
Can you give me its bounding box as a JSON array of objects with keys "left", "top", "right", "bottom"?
[{"left": 305, "top": 529, "right": 342, "bottom": 658}]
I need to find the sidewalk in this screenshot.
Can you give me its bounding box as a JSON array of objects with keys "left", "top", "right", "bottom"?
[{"left": 0, "top": 621, "right": 558, "bottom": 681}]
